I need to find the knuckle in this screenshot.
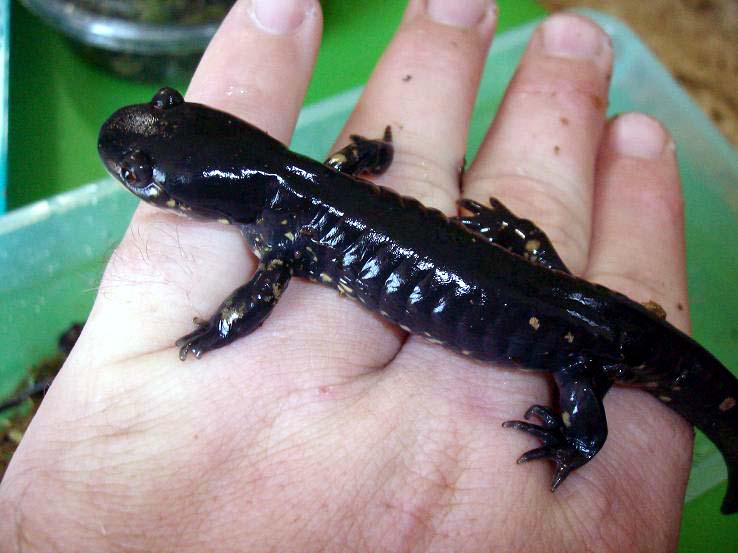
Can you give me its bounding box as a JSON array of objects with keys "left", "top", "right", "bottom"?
[
  {"left": 464, "top": 172, "right": 590, "bottom": 272},
  {"left": 508, "top": 64, "right": 609, "bottom": 114},
  {"left": 626, "top": 168, "right": 685, "bottom": 223},
  {"left": 384, "top": 147, "right": 461, "bottom": 212},
  {"left": 394, "top": 23, "right": 482, "bottom": 79},
  {"left": 588, "top": 270, "right": 667, "bottom": 305}
]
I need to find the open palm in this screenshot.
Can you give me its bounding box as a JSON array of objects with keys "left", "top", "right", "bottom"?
[{"left": 0, "top": 1, "right": 693, "bottom": 551}]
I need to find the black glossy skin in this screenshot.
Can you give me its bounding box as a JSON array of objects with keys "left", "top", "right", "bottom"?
[{"left": 99, "top": 88, "right": 738, "bottom": 514}]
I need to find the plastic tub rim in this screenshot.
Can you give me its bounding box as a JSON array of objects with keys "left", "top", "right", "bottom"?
[{"left": 18, "top": 0, "right": 219, "bottom": 54}]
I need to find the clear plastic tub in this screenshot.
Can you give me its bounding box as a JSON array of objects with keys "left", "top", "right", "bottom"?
[
  {"left": 18, "top": 0, "right": 232, "bottom": 81},
  {"left": 0, "top": 11, "right": 736, "bottom": 546}
]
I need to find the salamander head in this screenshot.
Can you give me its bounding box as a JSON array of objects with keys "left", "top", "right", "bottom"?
[{"left": 98, "top": 87, "right": 281, "bottom": 224}]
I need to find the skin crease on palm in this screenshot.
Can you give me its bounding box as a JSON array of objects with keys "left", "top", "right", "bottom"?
[{"left": 0, "top": 0, "right": 696, "bottom": 551}]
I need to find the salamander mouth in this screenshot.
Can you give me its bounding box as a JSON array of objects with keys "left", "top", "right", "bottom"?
[{"left": 100, "top": 151, "right": 230, "bottom": 222}]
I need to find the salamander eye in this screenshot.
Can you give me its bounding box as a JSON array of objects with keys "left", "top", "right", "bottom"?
[
  {"left": 151, "top": 87, "right": 184, "bottom": 110},
  {"left": 119, "top": 150, "right": 153, "bottom": 188}
]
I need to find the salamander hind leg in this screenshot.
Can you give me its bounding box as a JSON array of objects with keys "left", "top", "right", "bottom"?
[
  {"left": 177, "top": 254, "right": 292, "bottom": 360},
  {"left": 455, "top": 197, "right": 570, "bottom": 273},
  {"left": 503, "top": 361, "right": 611, "bottom": 490},
  {"left": 325, "top": 126, "right": 393, "bottom": 177}
]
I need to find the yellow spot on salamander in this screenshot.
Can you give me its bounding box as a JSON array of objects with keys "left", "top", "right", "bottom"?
[
  {"left": 399, "top": 324, "right": 411, "bottom": 332},
  {"left": 461, "top": 350, "right": 472, "bottom": 356},
  {"left": 329, "top": 153, "right": 348, "bottom": 165},
  {"left": 337, "top": 282, "right": 353, "bottom": 296},
  {"left": 425, "top": 337, "right": 443, "bottom": 345},
  {"left": 166, "top": 199, "right": 176, "bottom": 208},
  {"left": 528, "top": 316, "right": 540, "bottom": 331},
  {"left": 642, "top": 300, "right": 667, "bottom": 320},
  {"left": 658, "top": 395, "right": 671, "bottom": 402},
  {"left": 719, "top": 397, "right": 736, "bottom": 412},
  {"left": 218, "top": 218, "right": 230, "bottom": 225},
  {"left": 319, "top": 273, "right": 333, "bottom": 283},
  {"left": 284, "top": 231, "right": 295, "bottom": 241},
  {"left": 525, "top": 239, "right": 541, "bottom": 252},
  {"left": 564, "top": 332, "right": 574, "bottom": 343},
  {"left": 562, "top": 411, "right": 571, "bottom": 427}
]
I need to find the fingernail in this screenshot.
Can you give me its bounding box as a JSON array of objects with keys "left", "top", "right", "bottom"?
[
  {"left": 426, "top": 0, "right": 492, "bottom": 29},
  {"left": 252, "top": 0, "right": 311, "bottom": 34},
  {"left": 610, "top": 113, "right": 668, "bottom": 159},
  {"left": 541, "top": 14, "right": 609, "bottom": 60}
]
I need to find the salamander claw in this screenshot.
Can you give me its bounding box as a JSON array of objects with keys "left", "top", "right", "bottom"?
[
  {"left": 503, "top": 406, "right": 593, "bottom": 491},
  {"left": 501, "top": 420, "right": 556, "bottom": 442},
  {"left": 176, "top": 321, "right": 219, "bottom": 361},
  {"left": 516, "top": 445, "right": 555, "bottom": 463},
  {"left": 524, "top": 404, "right": 560, "bottom": 429}
]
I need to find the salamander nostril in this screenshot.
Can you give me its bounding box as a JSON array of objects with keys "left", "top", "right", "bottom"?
[{"left": 151, "top": 87, "right": 184, "bottom": 110}]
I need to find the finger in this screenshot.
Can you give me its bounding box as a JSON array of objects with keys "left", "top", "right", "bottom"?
[
  {"left": 335, "top": 0, "right": 497, "bottom": 211},
  {"left": 85, "top": 0, "right": 323, "bottom": 363},
  {"left": 586, "top": 113, "right": 688, "bottom": 329},
  {"left": 464, "top": 13, "right": 613, "bottom": 274},
  {"left": 584, "top": 112, "right": 692, "bottom": 526},
  {"left": 271, "top": 0, "right": 498, "bottom": 372},
  {"left": 188, "top": 0, "right": 322, "bottom": 143}
]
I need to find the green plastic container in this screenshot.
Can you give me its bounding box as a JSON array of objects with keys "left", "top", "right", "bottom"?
[
  {"left": 0, "top": 11, "right": 736, "bottom": 550},
  {"left": 0, "top": 0, "right": 8, "bottom": 212}
]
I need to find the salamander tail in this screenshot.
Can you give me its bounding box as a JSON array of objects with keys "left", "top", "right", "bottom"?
[
  {"left": 648, "top": 343, "right": 738, "bottom": 516},
  {"left": 721, "top": 458, "right": 738, "bottom": 514}
]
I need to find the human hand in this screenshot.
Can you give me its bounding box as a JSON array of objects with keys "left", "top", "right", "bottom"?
[{"left": 0, "top": 1, "right": 693, "bottom": 551}]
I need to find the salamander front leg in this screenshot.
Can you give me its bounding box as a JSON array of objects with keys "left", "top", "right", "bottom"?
[
  {"left": 176, "top": 255, "right": 292, "bottom": 360},
  {"left": 503, "top": 362, "right": 610, "bottom": 490},
  {"left": 325, "top": 126, "right": 393, "bottom": 177},
  {"left": 454, "top": 197, "right": 570, "bottom": 273}
]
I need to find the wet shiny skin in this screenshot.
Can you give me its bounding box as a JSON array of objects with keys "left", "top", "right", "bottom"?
[{"left": 98, "top": 87, "right": 738, "bottom": 514}]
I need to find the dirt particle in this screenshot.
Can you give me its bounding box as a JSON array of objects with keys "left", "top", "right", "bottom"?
[
  {"left": 402, "top": 74, "right": 412, "bottom": 82},
  {"left": 559, "top": 116, "right": 569, "bottom": 126},
  {"left": 592, "top": 95, "right": 606, "bottom": 111},
  {"left": 554, "top": 145, "right": 560, "bottom": 155}
]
